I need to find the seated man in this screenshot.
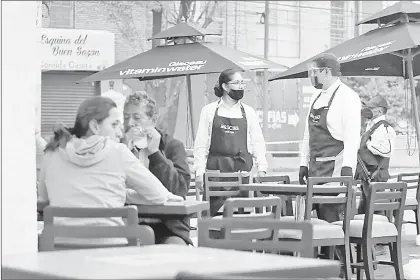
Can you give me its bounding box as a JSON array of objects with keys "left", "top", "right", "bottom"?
[{"left": 123, "top": 91, "right": 192, "bottom": 245}]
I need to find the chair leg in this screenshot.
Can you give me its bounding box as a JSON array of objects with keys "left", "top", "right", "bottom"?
[
  {"left": 362, "top": 240, "right": 375, "bottom": 280},
  {"left": 350, "top": 244, "right": 356, "bottom": 274},
  {"left": 391, "top": 240, "right": 404, "bottom": 280},
  {"left": 343, "top": 242, "right": 352, "bottom": 280},
  {"left": 356, "top": 244, "right": 362, "bottom": 280},
  {"left": 415, "top": 208, "right": 420, "bottom": 235},
  {"left": 328, "top": 246, "right": 335, "bottom": 260},
  {"left": 372, "top": 246, "right": 378, "bottom": 270}
]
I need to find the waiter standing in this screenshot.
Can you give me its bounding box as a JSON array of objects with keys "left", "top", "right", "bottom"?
[
  {"left": 299, "top": 53, "right": 361, "bottom": 222},
  {"left": 194, "top": 68, "right": 268, "bottom": 216},
  {"left": 355, "top": 95, "right": 396, "bottom": 214}
]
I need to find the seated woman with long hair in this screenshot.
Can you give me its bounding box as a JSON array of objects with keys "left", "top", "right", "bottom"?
[{"left": 37, "top": 96, "right": 182, "bottom": 246}]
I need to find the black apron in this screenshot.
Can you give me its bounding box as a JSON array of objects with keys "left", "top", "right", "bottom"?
[
  {"left": 205, "top": 101, "right": 253, "bottom": 217},
  {"left": 308, "top": 85, "right": 344, "bottom": 178},
  {"left": 206, "top": 102, "right": 253, "bottom": 172}
]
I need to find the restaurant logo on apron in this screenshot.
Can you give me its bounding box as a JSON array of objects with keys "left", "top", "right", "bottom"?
[
  {"left": 309, "top": 112, "right": 321, "bottom": 123},
  {"left": 221, "top": 124, "right": 240, "bottom": 134}
]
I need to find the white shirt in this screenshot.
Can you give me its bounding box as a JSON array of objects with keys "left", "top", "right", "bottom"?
[
  {"left": 365, "top": 115, "right": 396, "bottom": 158},
  {"left": 300, "top": 79, "right": 361, "bottom": 171},
  {"left": 194, "top": 99, "right": 268, "bottom": 177}
]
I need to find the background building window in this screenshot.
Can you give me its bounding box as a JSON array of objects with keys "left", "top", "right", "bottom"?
[
  {"left": 48, "top": 1, "right": 74, "bottom": 28},
  {"left": 330, "top": 0, "right": 346, "bottom": 47}
]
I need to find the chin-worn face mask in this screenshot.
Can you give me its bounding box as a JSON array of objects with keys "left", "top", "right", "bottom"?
[{"left": 228, "top": 89, "right": 244, "bottom": 101}]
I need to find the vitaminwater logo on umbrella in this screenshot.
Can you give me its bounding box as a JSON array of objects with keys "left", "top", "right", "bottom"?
[
  {"left": 119, "top": 60, "right": 207, "bottom": 76},
  {"left": 338, "top": 40, "right": 396, "bottom": 62}
]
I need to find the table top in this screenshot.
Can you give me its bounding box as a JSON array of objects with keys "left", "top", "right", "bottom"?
[
  {"left": 2, "top": 245, "right": 340, "bottom": 279},
  {"left": 134, "top": 200, "right": 209, "bottom": 216}
]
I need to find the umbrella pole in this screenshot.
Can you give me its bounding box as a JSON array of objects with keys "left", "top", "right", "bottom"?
[
  {"left": 186, "top": 75, "right": 195, "bottom": 143},
  {"left": 406, "top": 49, "right": 420, "bottom": 164}
]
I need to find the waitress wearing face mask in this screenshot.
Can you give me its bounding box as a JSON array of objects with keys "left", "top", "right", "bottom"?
[
  {"left": 194, "top": 68, "right": 268, "bottom": 216},
  {"left": 299, "top": 53, "right": 361, "bottom": 222}
]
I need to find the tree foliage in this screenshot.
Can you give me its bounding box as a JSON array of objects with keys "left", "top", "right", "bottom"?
[{"left": 341, "top": 76, "right": 415, "bottom": 128}]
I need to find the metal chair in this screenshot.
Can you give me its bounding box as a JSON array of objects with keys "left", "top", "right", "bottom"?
[
  {"left": 279, "top": 176, "right": 354, "bottom": 280},
  {"left": 39, "top": 205, "right": 155, "bottom": 251},
  {"left": 203, "top": 171, "right": 246, "bottom": 217},
  {"left": 346, "top": 182, "right": 407, "bottom": 280},
  {"left": 398, "top": 172, "right": 419, "bottom": 234},
  {"left": 211, "top": 196, "right": 282, "bottom": 240},
  {"left": 253, "top": 175, "right": 293, "bottom": 215},
  {"left": 198, "top": 217, "right": 314, "bottom": 257}
]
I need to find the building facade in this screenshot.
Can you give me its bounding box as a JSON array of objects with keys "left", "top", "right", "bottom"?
[{"left": 40, "top": 1, "right": 390, "bottom": 145}]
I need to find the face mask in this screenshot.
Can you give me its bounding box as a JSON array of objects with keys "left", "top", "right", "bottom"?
[
  {"left": 311, "top": 76, "right": 323, "bottom": 89},
  {"left": 228, "top": 89, "right": 244, "bottom": 101},
  {"left": 361, "top": 108, "right": 373, "bottom": 120}
]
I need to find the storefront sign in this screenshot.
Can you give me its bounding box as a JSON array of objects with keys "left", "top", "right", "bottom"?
[{"left": 41, "top": 28, "right": 115, "bottom": 71}]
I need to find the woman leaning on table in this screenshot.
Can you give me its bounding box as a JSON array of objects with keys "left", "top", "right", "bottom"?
[{"left": 193, "top": 68, "right": 268, "bottom": 216}]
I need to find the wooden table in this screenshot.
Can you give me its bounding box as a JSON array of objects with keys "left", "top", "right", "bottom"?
[
  {"left": 134, "top": 200, "right": 209, "bottom": 217},
  {"left": 2, "top": 245, "right": 341, "bottom": 279}
]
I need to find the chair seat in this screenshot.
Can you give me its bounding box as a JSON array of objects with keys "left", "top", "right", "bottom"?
[
  {"left": 278, "top": 223, "right": 343, "bottom": 240},
  {"left": 332, "top": 220, "right": 398, "bottom": 238},
  {"left": 353, "top": 214, "right": 389, "bottom": 222},
  {"left": 280, "top": 216, "right": 329, "bottom": 224},
  {"left": 405, "top": 197, "right": 418, "bottom": 207}
]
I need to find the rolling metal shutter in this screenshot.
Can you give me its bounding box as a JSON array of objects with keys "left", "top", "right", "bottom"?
[{"left": 41, "top": 72, "right": 98, "bottom": 138}]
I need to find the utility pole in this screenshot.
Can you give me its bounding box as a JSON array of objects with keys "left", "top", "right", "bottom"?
[
  {"left": 354, "top": 1, "right": 360, "bottom": 37},
  {"left": 262, "top": 0, "right": 269, "bottom": 138}
]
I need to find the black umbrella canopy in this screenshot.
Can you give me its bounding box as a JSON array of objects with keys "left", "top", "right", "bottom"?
[
  {"left": 269, "top": 22, "right": 420, "bottom": 81},
  {"left": 79, "top": 42, "right": 287, "bottom": 83},
  {"left": 148, "top": 22, "right": 221, "bottom": 40},
  {"left": 357, "top": 1, "right": 420, "bottom": 26}
]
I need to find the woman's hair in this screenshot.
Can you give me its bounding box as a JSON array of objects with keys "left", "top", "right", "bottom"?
[
  {"left": 124, "top": 90, "right": 158, "bottom": 118},
  {"left": 214, "top": 68, "right": 242, "bottom": 97},
  {"left": 44, "top": 96, "right": 117, "bottom": 152}
]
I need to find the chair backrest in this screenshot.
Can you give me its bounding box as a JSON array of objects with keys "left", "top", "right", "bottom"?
[
  {"left": 198, "top": 218, "right": 313, "bottom": 258},
  {"left": 398, "top": 172, "right": 420, "bottom": 202},
  {"left": 364, "top": 182, "right": 407, "bottom": 237},
  {"left": 222, "top": 197, "right": 282, "bottom": 240},
  {"left": 204, "top": 171, "right": 243, "bottom": 199},
  {"left": 39, "top": 206, "right": 155, "bottom": 251},
  {"left": 253, "top": 175, "right": 290, "bottom": 184},
  {"left": 252, "top": 175, "right": 291, "bottom": 214},
  {"left": 306, "top": 176, "right": 354, "bottom": 233}
]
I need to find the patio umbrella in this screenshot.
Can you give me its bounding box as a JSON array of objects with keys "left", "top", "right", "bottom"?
[
  {"left": 269, "top": 3, "right": 420, "bottom": 163},
  {"left": 80, "top": 22, "right": 286, "bottom": 140}
]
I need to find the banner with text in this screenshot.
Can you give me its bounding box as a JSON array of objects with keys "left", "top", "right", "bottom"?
[{"left": 41, "top": 28, "right": 115, "bottom": 71}]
